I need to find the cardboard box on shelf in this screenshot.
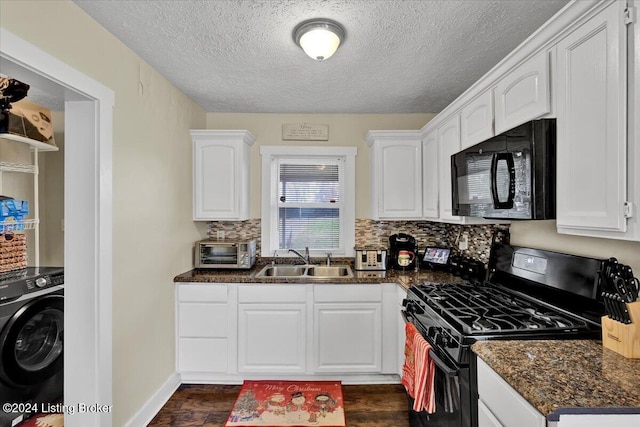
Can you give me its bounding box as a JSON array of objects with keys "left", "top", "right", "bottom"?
[{"left": 0, "top": 98, "right": 56, "bottom": 146}]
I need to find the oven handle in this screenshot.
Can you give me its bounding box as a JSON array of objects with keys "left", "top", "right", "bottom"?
[{"left": 401, "top": 310, "right": 459, "bottom": 377}]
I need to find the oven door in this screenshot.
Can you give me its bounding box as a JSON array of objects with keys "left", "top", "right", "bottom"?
[
  {"left": 198, "top": 243, "right": 239, "bottom": 268},
  {"left": 402, "top": 311, "right": 475, "bottom": 427}
]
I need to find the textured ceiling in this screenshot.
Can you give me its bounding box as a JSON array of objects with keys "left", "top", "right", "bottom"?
[{"left": 63, "top": 0, "right": 570, "bottom": 114}]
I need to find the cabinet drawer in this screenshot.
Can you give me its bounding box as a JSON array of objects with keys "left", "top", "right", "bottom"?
[
  {"left": 314, "top": 284, "right": 382, "bottom": 302},
  {"left": 477, "top": 358, "right": 545, "bottom": 427},
  {"left": 178, "top": 302, "right": 227, "bottom": 337},
  {"left": 238, "top": 284, "right": 307, "bottom": 303},
  {"left": 178, "top": 338, "right": 227, "bottom": 372},
  {"left": 178, "top": 284, "right": 227, "bottom": 302}
]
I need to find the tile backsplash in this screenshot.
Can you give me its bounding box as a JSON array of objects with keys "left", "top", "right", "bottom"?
[
  {"left": 355, "top": 219, "right": 509, "bottom": 264},
  {"left": 208, "top": 219, "right": 509, "bottom": 264}
]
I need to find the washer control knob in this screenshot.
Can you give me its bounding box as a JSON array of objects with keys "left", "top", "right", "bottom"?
[{"left": 35, "top": 277, "right": 48, "bottom": 288}]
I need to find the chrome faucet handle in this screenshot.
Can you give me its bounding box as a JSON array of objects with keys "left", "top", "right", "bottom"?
[
  {"left": 326, "top": 252, "right": 332, "bottom": 266},
  {"left": 288, "top": 248, "right": 308, "bottom": 265}
]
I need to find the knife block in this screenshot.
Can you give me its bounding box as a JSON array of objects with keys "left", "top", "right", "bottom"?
[{"left": 601, "top": 301, "right": 640, "bottom": 358}]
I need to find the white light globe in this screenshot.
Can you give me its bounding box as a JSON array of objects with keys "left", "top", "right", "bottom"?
[{"left": 299, "top": 28, "right": 341, "bottom": 61}]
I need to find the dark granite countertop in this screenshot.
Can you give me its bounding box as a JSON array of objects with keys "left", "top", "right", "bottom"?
[
  {"left": 173, "top": 258, "right": 462, "bottom": 290},
  {"left": 472, "top": 340, "right": 640, "bottom": 419}
]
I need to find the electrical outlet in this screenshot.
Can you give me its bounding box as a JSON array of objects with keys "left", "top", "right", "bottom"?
[
  {"left": 459, "top": 234, "right": 468, "bottom": 250},
  {"left": 216, "top": 230, "right": 225, "bottom": 240}
]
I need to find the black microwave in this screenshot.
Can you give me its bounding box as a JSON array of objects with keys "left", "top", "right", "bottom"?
[{"left": 451, "top": 119, "right": 555, "bottom": 220}]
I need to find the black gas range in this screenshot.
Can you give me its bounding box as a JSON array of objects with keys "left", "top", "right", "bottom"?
[{"left": 401, "top": 243, "right": 605, "bottom": 427}]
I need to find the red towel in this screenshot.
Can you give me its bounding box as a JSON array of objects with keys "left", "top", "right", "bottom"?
[{"left": 401, "top": 322, "right": 436, "bottom": 413}]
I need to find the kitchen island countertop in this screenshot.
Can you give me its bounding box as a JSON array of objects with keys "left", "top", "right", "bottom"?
[
  {"left": 173, "top": 260, "right": 463, "bottom": 290},
  {"left": 472, "top": 340, "right": 640, "bottom": 420}
]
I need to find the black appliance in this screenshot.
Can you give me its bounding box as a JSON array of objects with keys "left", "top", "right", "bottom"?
[
  {"left": 389, "top": 233, "right": 418, "bottom": 270},
  {"left": 401, "top": 244, "right": 604, "bottom": 427},
  {"left": 451, "top": 119, "right": 555, "bottom": 219},
  {"left": 0, "top": 267, "right": 64, "bottom": 427}
]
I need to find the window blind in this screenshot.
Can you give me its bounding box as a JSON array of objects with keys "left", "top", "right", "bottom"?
[{"left": 277, "top": 160, "right": 344, "bottom": 250}]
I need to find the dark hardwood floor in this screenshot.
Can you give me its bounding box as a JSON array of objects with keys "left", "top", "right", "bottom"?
[{"left": 148, "top": 384, "right": 410, "bottom": 426}]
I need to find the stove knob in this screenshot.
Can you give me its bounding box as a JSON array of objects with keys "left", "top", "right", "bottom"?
[
  {"left": 35, "top": 277, "right": 48, "bottom": 288},
  {"left": 434, "top": 331, "right": 446, "bottom": 347}
]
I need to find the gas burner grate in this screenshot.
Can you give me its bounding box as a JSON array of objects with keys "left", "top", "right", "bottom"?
[{"left": 413, "top": 282, "right": 589, "bottom": 335}]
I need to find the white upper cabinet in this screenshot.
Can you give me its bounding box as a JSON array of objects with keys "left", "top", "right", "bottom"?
[
  {"left": 367, "top": 131, "right": 422, "bottom": 219},
  {"left": 556, "top": 0, "right": 629, "bottom": 236},
  {"left": 192, "top": 130, "right": 255, "bottom": 221},
  {"left": 422, "top": 130, "right": 439, "bottom": 219},
  {"left": 437, "top": 115, "right": 462, "bottom": 223},
  {"left": 460, "top": 90, "right": 494, "bottom": 149},
  {"left": 494, "top": 50, "right": 550, "bottom": 134}
]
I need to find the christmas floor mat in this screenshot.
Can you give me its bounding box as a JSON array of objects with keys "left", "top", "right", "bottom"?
[
  {"left": 17, "top": 413, "right": 63, "bottom": 427},
  {"left": 225, "top": 380, "right": 345, "bottom": 426}
]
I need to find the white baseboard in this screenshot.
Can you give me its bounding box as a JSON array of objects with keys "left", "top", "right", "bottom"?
[{"left": 123, "top": 372, "right": 181, "bottom": 427}]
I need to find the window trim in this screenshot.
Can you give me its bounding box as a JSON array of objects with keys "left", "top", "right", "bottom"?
[{"left": 260, "top": 146, "right": 357, "bottom": 258}]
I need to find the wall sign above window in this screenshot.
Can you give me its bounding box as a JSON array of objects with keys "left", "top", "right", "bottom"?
[{"left": 282, "top": 123, "right": 329, "bottom": 141}]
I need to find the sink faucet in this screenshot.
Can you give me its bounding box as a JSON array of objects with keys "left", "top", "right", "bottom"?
[
  {"left": 326, "top": 252, "right": 332, "bottom": 266},
  {"left": 288, "top": 246, "right": 310, "bottom": 265}
]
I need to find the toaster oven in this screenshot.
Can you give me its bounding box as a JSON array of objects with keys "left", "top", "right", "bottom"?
[{"left": 195, "top": 239, "right": 256, "bottom": 269}]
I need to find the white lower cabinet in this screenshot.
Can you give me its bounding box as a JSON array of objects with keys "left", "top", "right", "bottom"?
[
  {"left": 176, "top": 284, "right": 230, "bottom": 374},
  {"left": 237, "top": 284, "right": 308, "bottom": 374},
  {"left": 238, "top": 303, "right": 307, "bottom": 373},
  {"left": 478, "top": 399, "right": 504, "bottom": 427},
  {"left": 396, "top": 286, "right": 407, "bottom": 376},
  {"left": 477, "top": 358, "right": 546, "bottom": 427},
  {"left": 176, "top": 282, "right": 402, "bottom": 382},
  {"left": 312, "top": 284, "right": 385, "bottom": 374},
  {"left": 313, "top": 303, "right": 382, "bottom": 373}
]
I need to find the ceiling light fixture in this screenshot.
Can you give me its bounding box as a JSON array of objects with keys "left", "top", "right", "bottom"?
[{"left": 293, "top": 19, "right": 345, "bottom": 61}]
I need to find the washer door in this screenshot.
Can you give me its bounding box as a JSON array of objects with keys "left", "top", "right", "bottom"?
[{"left": 0, "top": 294, "right": 63, "bottom": 386}]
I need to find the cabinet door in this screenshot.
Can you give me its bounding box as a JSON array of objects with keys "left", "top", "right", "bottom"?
[
  {"left": 494, "top": 51, "right": 550, "bottom": 134},
  {"left": 193, "top": 139, "right": 240, "bottom": 220},
  {"left": 461, "top": 90, "right": 494, "bottom": 149},
  {"left": 192, "top": 130, "right": 254, "bottom": 220},
  {"left": 368, "top": 132, "right": 423, "bottom": 219},
  {"left": 556, "top": 1, "right": 627, "bottom": 235},
  {"left": 422, "top": 131, "right": 439, "bottom": 219},
  {"left": 396, "top": 286, "right": 407, "bottom": 377},
  {"left": 478, "top": 400, "right": 504, "bottom": 427},
  {"left": 477, "top": 358, "right": 546, "bottom": 427},
  {"left": 238, "top": 303, "right": 307, "bottom": 373},
  {"left": 313, "top": 303, "right": 382, "bottom": 373},
  {"left": 438, "top": 116, "right": 463, "bottom": 222}
]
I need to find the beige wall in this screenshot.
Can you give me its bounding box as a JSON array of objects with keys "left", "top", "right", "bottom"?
[
  {"left": 1, "top": 1, "right": 206, "bottom": 426},
  {"left": 39, "top": 111, "right": 65, "bottom": 267},
  {"left": 206, "top": 113, "right": 436, "bottom": 219}
]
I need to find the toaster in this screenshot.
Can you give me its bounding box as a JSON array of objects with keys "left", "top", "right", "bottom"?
[{"left": 354, "top": 248, "right": 387, "bottom": 271}]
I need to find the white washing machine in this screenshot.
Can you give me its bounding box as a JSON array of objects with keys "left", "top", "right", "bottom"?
[{"left": 0, "top": 267, "right": 64, "bottom": 427}]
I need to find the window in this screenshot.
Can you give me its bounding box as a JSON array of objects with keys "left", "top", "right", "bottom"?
[{"left": 260, "top": 146, "right": 356, "bottom": 257}]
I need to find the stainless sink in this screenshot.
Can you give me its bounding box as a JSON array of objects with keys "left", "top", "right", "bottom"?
[
  {"left": 306, "top": 265, "right": 354, "bottom": 278},
  {"left": 254, "top": 264, "right": 353, "bottom": 279},
  {"left": 256, "top": 265, "right": 307, "bottom": 277}
]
